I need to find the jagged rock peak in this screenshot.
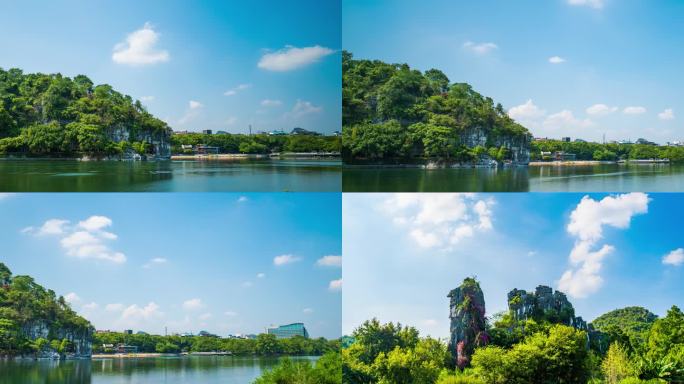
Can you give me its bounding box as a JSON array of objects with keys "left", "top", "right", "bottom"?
[{"left": 448, "top": 277, "right": 488, "bottom": 370}]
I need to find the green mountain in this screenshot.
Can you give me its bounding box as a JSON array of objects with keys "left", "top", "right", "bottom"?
[
  {"left": 0, "top": 263, "right": 93, "bottom": 357},
  {"left": 591, "top": 306, "right": 658, "bottom": 335},
  {"left": 0, "top": 68, "right": 171, "bottom": 159},
  {"left": 342, "top": 51, "right": 531, "bottom": 164}
]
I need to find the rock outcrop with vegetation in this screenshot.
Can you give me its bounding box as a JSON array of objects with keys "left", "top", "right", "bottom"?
[
  {"left": 0, "top": 68, "right": 171, "bottom": 159},
  {"left": 342, "top": 51, "right": 531, "bottom": 165},
  {"left": 448, "top": 277, "right": 488, "bottom": 369},
  {"left": 0, "top": 263, "right": 93, "bottom": 358}
]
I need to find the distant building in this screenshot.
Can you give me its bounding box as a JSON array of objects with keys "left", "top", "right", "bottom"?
[
  {"left": 196, "top": 145, "right": 219, "bottom": 154},
  {"left": 124, "top": 329, "right": 133, "bottom": 335},
  {"left": 268, "top": 130, "right": 287, "bottom": 136},
  {"left": 181, "top": 144, "right": 193, "bottom": 150},
  {"left": 198, "top": 330, "right": 218, "bottom": 337},
  {"left": 173, "top": 130, "right": 190, "bottom": 135},
  {"left": 115, "top": 344, "right": 138, "bottom": 353},
  {"left": 561, "top": 137, "right": 571, "bottom": 142},
  {"left": 554, "top": 151, "right": 576, "bottom": 161},
  {"left": 332, "top": 131, "right": 341, "bottom": 137},
  {"left": 266, "top": 323, "right": 309, "bottom": 339},
  {"left": 202, "top": 129, "right": 213, "bottom": 135},
  {"left": 667, "top": 141, "right": 683, "bottom": 147}
]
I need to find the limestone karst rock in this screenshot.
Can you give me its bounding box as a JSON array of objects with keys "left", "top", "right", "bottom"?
[{"left": 448, "top": 277, "right": 489, "bottom": 369}]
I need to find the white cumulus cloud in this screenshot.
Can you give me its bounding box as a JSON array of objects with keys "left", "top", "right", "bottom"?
[
  {"left": 64, "top": 292, "right": 81, "bottom": 305},
  {"left": 258, "top": 45, "right": 334, "bottom": 71},
  {"left": 544, "top": 110, "right": 595, "bottom": 130},
  {"left": 663, "top": 248, "right": 684, "bottom": 266},
  {"left": 112, "top": 22, "right": 169, "bottom": 66},
  {"left": 623, "top": 106, "right": 647, "bottom": 115},
  {"left": 463, "top": 41, "right": 498, "bottom": 55},
  {"left": 182, "top": 298, "right": 203, "bottom": 311},
  {"left": 586, "top": 104, "right": 618, "bottom": 116},
  {"left": 658, "top": 108, "right": 675, "bottom": 121},
  {"left": 568, "top": 0, "right": 604, "bottom": 9},
  {"left": 558, "top": 193, "right": 649, "bottom": 298},
  {"left": 508, "top": 100, "right": 547, "bottom": 122},
  {"left": 379, "top": 194, "right": 494, "bottom": 251},
  {"left": 329, "top": 278, "right": 342, "bottom": 292},
  {"left": 316, "top": 255, "right": 342, "bottom": 267},
  {"left": 143, "top": 257, "right": 167, "bottom": 268},
  {"left": 273, "top": 254, "right": 302, "bottom": 266},
  {"left": 224, "top": 84, "right": 251, "bottom": 96},
  {"left": 549, "top": 56, "right": 566, "bottom": 64},
  {"left": 261, "top": 99, "right": 283, "bottom": 107}
]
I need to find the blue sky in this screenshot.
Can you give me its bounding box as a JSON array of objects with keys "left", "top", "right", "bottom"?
[
  {"left": 343, "top": 193, "right": 684, "bottom": 338},
  {"left": 0, "top": 0, "right": 341, "bottom": 134},
  {"left": 0, "top": 193, "right": 342, "bottom": 339},
  {"left": 343, "top": 0, "right": 684, "bottom": 144}
]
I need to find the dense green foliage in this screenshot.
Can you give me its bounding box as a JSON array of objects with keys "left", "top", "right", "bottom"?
[
  {"left": 342, "top": 51, "right": 531, "bottom": 163},
  {"left": 343, "top": 305, "right": 684, "bottom": 383},
  {"left": 253, "top": 351, "right": 342, "bottom": 384},
  {"left": 170, "top": 133, "right": 341, "bottom": 155},
  {"left": 93, "top": 331, "right": 339, "bottom": 356},
  {"left": 0, "top": 263, "right": 93, "bottom": 356},
  {"left": 0, "top": 67, "right": 170, "bottom": 157},
  {"left": 531, "top": 140, "right": 684, "bottom": 163}
]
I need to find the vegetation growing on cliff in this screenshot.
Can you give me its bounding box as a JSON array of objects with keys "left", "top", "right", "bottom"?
[
  {"left": 342, "top": 51, "right": 531, "bottom": 163},
  {"left": 343, "top": 309, "right": 684, "bottom": 383},
  {"left": 0, "top": 68, "right": 171, "bottom": 157},
  {"left": 170, "top": 133, "right": 341, "bottom": 155},
  {"left": 93, "top": 331, "right": 339, "bottom": 356},
  {"left": 0, "top": 263, "right": 93, "bottom": 356}
]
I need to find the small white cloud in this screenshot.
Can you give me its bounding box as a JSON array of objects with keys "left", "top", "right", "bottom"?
[
  {"left": 463, "top": 41, "right": 498, "bottom": 55},
  {"left": 258, "top": 45, "right": 334, "bottom": 71},
  {"left": 257, "top": 273, "right": 265, "bottom": 278},
  {"left": 224, "top": 84, "right": 251, "bottom": 96},
  {"left": 289, "top": 100, "right": 322, "bottom": 118},
  {"left": 273, "top": 254, "right": 302, "bottom": 266},
  {"left": 78, "top": 216, "right": 112, "bottom": 232},
  {"left": 544, "top": 110, "right": 595, "bottom": 130},
  {"left": 143, "top": 257, "right": 167, "bottom": 268},
  {"left": 105, "top": 303, "right": 124, "bottom": 312},
  {"left": 316, "top": 255, "right": 342, "bottom": 267},
  {"left": 261, "top": 99, "right": 283, "bottom": 107},
  {"left": 568, "top": 0, "right": 605, "bottom": 9},
  {"left": 549, "top": 56, "right": 566, "bottom": 64},
  {"left": 64, "top": 292, "right": 81, "bottom": 304},
  {"left": 508, "top": 100, "right": 546, "bottom": 121},
  {"left": 663, "top": 248, "right": 684, "bottom": 266},
  {"left": 623, "top": 106, "right": 647, "bottom": 115},
  {"left": 658, "top": 108, "right": 675, "bottom": 121},
  {"left": 34, "top": 219, "right": 70, "bottom": 236},
  {"left": 189, "top": 100, "right": 203, "bottom": 110},
  {"left": 303, "top": 308, "right": 314, "bottom": 314},
  {"left": 82, "top": 302, "right": 99, "bottom": 310},
  {"left": 178, "top": 101, "right": 204, "bottom": 125},
  {"left": 237, "top": 196, "right": 248, "bottom": 203},
  {"left": 182, "top": 298, "right": 203, "bottom": 311},
  {"left": 121, "top": 302, "right": 162, "bottom": 321},
  {"left": 112, "top": 22, "right": 169, "bottom": 66},
  {"left": 329, "top": 278, "right": 342, "bottom": 292},
  {"left": 241, "top": 281, "right": 254, "bottom": 288},
  {"left": 586, "top": 104, "right": 618, "bottom": 116}
]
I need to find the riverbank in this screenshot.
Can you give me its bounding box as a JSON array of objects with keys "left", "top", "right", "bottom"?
[
  {"left": 529, "top": 159, "right": 671, "bottom": 166},
  {"left": 171, "top": 152, "right": 340, "bottom": 160}
]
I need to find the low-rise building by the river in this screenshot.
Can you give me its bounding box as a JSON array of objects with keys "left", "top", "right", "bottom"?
[{"left": 266, "top": 323, "right": 309, "bottom": 339}]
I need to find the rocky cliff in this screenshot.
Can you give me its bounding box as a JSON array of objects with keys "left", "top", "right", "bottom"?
[
  {"left": 0, "top": 262, "right": 94, "bottom": 358},
  {"left": 448, "top": 278, "right": 489, "bottom": 369},
  {"left": 507, "top": 285, "right": 587, "bottom": 330}
]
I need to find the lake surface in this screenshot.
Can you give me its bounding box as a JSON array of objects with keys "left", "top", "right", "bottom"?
[
  {"left": 343, "top": 164, "right": 684, "bottom": 192},
  {"left": 0, "top": 355, "right": 319, "bottom": 384},
  {"left": 0, "top": 159, "right": 340, "bottom": 192}
]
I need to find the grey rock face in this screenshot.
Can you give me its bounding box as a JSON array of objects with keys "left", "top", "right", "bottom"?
[
  {"left": 104, "top": 124, "right": 171, "bottom": 160},
  {"left": 448, "top": 279, "right": 488, "bottom": 369},
  {"left": 460, "top": 126, "right": 531, "bottom": 164},
  {"left": 21, "top": 320, "right": 93, "bottom": 358},
  {"left": 507, "top": 285, "right": 587, "bottom": 330}
]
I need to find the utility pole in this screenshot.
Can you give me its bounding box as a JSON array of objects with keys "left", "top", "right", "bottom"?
[{"left": 249, "top": 124, "right": 252, "bottom": 136}]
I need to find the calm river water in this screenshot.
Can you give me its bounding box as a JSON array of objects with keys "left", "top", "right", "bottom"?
[
  {"left": 0, "top": 355, "right": 319, "bottom": 384},
  {"left": 343, "top": 163, "right": 684, "bottom": 192},
  {"left": 0, "top": 159, "right": 340, "bottom": 192}
]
